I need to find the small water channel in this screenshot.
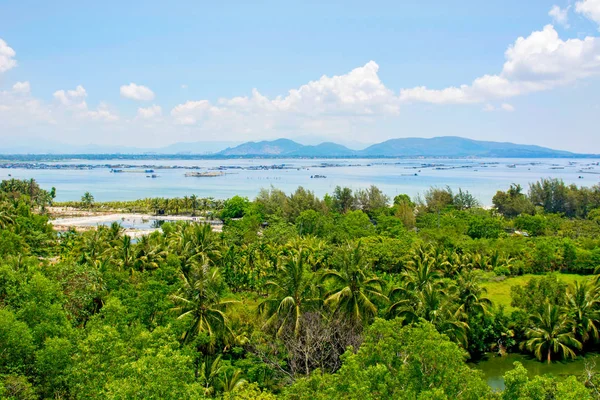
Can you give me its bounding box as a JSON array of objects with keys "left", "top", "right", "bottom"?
[
  {"left": 77, "top": 216, "right": 172, "bottom": 229},
  {"left": 471, "top": 353, "right": 594, "bottom": 391}
]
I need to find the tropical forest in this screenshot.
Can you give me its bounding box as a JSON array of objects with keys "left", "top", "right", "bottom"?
[{"left": 3, "top": 177, "right": 600, "bottom": 399}]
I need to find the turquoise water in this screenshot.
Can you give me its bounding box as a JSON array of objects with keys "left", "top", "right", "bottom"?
[
  {"left": 472, "top": 353, "right": 592, "bottom": 391},
  {"left": 1, "top": 158, "right": 598, "bottom": 203}
]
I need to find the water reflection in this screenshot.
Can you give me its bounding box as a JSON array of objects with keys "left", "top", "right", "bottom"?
[{"left": 471, "top": 353, "right": 594, "bottom": 391}]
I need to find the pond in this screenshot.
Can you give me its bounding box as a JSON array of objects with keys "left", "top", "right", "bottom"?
[
  {"left": 471, "top": 353, "right": 594, "bottom": 391},
  {"left": 76, "top": 216, "right": 171, "bottom": 229}
]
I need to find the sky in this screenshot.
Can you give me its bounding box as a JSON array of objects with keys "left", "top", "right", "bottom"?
[{"left": 1, "top": 0, "right": 600, "bottom": 152}]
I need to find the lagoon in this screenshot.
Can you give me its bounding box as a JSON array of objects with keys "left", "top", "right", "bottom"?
[
  {"left": 472, "top": 352, "right": 594, "bottom": 391},
  {"left": 1, "top": 157, "right": 599, "bottom": 203}
]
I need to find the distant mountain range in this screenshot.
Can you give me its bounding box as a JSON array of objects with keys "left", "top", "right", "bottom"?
[
  {"left": 0, "top": 136, "right": 593, "bottom": 158},
  {"left": 217, "top": 137, "right": 585, "bottom": 158}
]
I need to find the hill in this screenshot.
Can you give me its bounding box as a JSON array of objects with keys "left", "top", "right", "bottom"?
[
  {"left": 218, "top": 139, "right": 305, "bottom": 156},
  {"left": 217, "top": 136, "right": 582, "bottom": 158},
  {"left": 358, "top": 136, "right": 575, "bottom": 157}
]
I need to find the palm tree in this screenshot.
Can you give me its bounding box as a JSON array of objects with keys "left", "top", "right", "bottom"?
[
  {"left": 170, "top": 263, "right": 237, "bottom": 348},
  {"left": 321, "top": 242, "right": 387, "bottom": 325},
  {"left": 567, "top": 281, "right": 600, "bottom": 344},
  {"left": 190, "top": 194, "right": 198, "bottom": 215},
  {"left": 523, "top": 303, "right": 582, "bottom": 364},
  {"left": 133, "top": 234, "right": 166, "bottom": 272},
  {"left": 456, "top": 270, "right": 492, "bottom": 316},
  {"left": 219, "top": 369, "right": 247, "bottom": 393},
  {"left": 258, "top": 248, "right": 320, "bottom": 337},
  {"left": 0, "top": 206, "right": 13, "bottom": 229},
  {"left": 402, "top": 246, "right": 442, "bottom": 292},
  {"left": 81, "top": 192, "right": 95, "bottom": 209},
  {"left": 168, "top": 223, "right": 221, "bottom": 271}
]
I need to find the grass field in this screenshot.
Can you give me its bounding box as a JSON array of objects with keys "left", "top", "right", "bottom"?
[{"left": 481, "top": 273, "right": 591, "bottom": 312}]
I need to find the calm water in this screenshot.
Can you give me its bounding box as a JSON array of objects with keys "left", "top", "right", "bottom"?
[
  {"left": 1, "top": 157, "right": 599, "bottom": 203},
  {"left": 472, "top": 353, "right": 593, "bottom": 391}
]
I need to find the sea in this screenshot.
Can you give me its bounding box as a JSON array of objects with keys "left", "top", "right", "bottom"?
[{"left": 2, "top": 157, "right": 599, "bottom": 204}]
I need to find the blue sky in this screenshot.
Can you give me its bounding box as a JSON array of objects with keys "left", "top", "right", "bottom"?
[{"left": 1, "top": 0, "right": 600, "bottom": 152}]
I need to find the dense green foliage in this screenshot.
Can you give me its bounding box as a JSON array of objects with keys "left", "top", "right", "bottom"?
[{"left": 3, "top": 179, "right": 600, "bottom": 398}]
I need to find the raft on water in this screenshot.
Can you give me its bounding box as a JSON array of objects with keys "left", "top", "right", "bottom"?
[{"left": 185, "top": 171, "right": 226, "bottom": 177}]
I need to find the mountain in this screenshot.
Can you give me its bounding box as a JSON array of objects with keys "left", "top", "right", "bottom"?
[
  {"left": 216, "top": 136, "right": 583, "bottom": 158},
  {"left": 358, "top": 136, "right": 576, "bottom": 158},
  {"left": 218, "top": 139, "right": 305, "bottom": 156},
  {"left": 288, "top": 142, "right": 356, "bottom": 157}
]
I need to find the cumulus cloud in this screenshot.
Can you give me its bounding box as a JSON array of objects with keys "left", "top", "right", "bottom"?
[
  {"left": 137, "top": 104, "right": 162, "bottom": 119},
  {"left": 86, "top": 103, "right": 119, "bottom": 122},
  {"left": 12, "top": 81, "right": 30, "bottom": 94},
  {"left": 0, "top": 39, "right": 17, "bottom": 73},
  {"left": 549, "top": 5, "right": 570, "bottom": 27},
  {"left": 400, "top": 25, "right": 600, "bottom": 104},
  {"left": 120, "top": 83, "right": 155, "bottom": 101},
  {"left": 53, "top": 85, "right": 88, "bottom": 109},
  {"left": 171, "top": 100, "right": 219, "bottom": 125},
  {"left": 170, "top": 61, "right": 401, "bottom": 128},
  {"left": 576, "top": 0, "right": 600, "bottom": 27},
  {"left": 53, "top": 85, "right": 118, "bottom": 121},
  {"left": 501, "top": 103, "right": 515, "bottom": 112}
]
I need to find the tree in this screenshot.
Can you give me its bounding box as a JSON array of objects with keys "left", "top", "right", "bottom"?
[
  {"left": 502, "top": 362, "right": 591, "bottom": 400},
  {"left": 221, "top": 195, "right": 249, "bottom": 219},
  {"left": 321, "top": 242, "right": 387, "bottom": 326},
  {"left": 454, "top": 188, "right": 479, "bottom": 210},
  {"left": 456, "top": 270, "right": 492, "bottom": 316},
  {"left": 523, "top": 303, "right": 581, "bottom": 363},
  {"left": 567, "top": 281, "right": 600, "bottom": 345},
  {"left": 332, "top": 186, "right": 354, "bottom": 214},
  {"left": 81, "top": 192, "right": 95, "bottom": 208},
  {"left": 493, "top": 184, "right": 533, "bottom": 218},
  {"left": 283, "top": 320, "right": 491, "bottom": 399},
  {"left": 258, "top": 248, "right": 319, "bottom": 337},
  {"left": 170, "top": 263, "right": 237, "bottom": 349}
]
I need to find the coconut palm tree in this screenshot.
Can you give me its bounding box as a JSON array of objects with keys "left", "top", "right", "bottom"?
[
  {"left": 567, "top": 281, "right": 600, "bottom": 344},
  {"left": 402, "top": 246, "right": 442, "bottom": 292},
  {"left": 219, "top": 369, "right": 247, "bottom": 393},
  {"left": 170, "top": 262, "right": 237, "bottom": 348},
  {"left": 321, "top": 242, "right": 387, "bottom": 325},
  {"left": 456, "top": 270, "right": 492, "bottom": 316},
  {"left": 523, "top": 303, "right": 582, "bottom": 364},
  {"left": 81, "top": 192, "right": 94, "bottom": 209},
  {"left": 0, "top": 206, "right": 13, "bottom": 229},
  {"left": 258, "top": 248, "right": 320, "bottom": 337}
]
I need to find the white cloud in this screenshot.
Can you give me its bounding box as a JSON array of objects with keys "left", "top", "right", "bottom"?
[
  {"left": 171, "top": 60, "right": 400, "bottom": 127},
  {"left": 86, "top": 103, "right": 119, "bottom": 122},
  {"left": 549, "top": 5, "right": 570, "bottom": 27},
  {"left": 12, "top": 81, "right": 30, "bottom": 94},
  {"left": 0, "top": 39, "right": 17, "bottom": 73},
  {"left": 482, "top": 103, "right": 515, "bottom": 112},
  {"left": 576, "top": 0, "right": 600, "bottom": 27},
  {"left": 53, "top": 85, "right": 88, "bottom": 109},
  {"left": 400, "top": 25, "right": 600, "bottom": 104},
  {"left": 120, "top": 83, "right": 155, "bottom": 101},
  {"left": 137, "top": 104, "right": 162, "bottom": 119},
  {"left": 181, "top": 84, "right": 188, "bottom": 89},
  {"left": 53, "top": 85, "right": 118, "bottom": 121},
  {"left": 171, "top": 100, "right": 219, "bottom": 124},
  {"left": 501, "top": 103, "right": 515, "bottom": 112}
]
